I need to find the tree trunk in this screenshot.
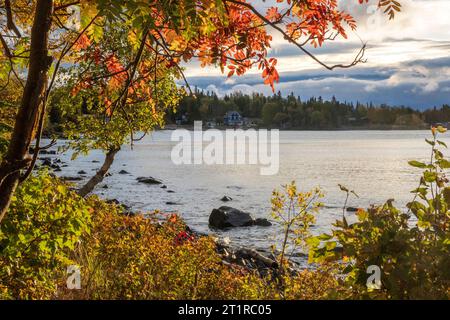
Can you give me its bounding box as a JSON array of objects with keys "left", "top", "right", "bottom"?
[
  {"left": 78, "top": 147, "right": 120, "bottom": 198},
  {"left": 0, "top": 0, "right": 53, "bottom": 223}
]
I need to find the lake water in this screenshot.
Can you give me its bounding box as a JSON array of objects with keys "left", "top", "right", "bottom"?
[{"left": 48, "top": 130, "right": 448, "bottom": 258}]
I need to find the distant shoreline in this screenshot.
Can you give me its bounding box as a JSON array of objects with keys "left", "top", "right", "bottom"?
[
  {"left": 43, "top": 125, "right": 432, "bottom": 139},
  {"left": 161, "top": 123, "right": 431, "bottom": 131}
]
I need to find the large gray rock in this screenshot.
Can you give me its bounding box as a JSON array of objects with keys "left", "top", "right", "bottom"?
[
  {"left": 209, "top": 206, "right": 273, "bottom": 229},
  {"left": 209, "top": 206, "right": 254, "bottom": 229}
]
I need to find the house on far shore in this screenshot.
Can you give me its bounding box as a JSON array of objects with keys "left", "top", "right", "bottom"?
[
  {"left": 223, "top": 110, "right": 244, "bottom": 126},
  {"left": 175, "top": 113, "right": 189, "bottom": 125},
  {"left": 245, "top": 118, "right": 261, "bottom": 128},
  {"left": 205, "top": 119, "right": 217, "bottom": 128}
]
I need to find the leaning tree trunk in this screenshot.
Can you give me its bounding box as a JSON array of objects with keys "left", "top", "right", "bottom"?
[
  {"left": 0, "top": 0, "right": 53, "bottom": 223},
  {"left": 78, "top": 147, "right": 120, "bottom": 198}
]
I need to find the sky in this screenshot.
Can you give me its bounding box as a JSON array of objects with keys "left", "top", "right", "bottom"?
[{"left": 182, "top": 0, "right": 450, "bottom": 110}]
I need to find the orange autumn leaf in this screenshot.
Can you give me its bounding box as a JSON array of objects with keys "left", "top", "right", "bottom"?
[
  {"left": 73, "top": 34, "right": 91, "bottom": 51},
  {"left": 266, "top": 7, "right": 281, "bottom": 22},
  {"left": 105, "top": 54, "right": 128, "bottom": 89},
  {"left": 104, "top": 97, "right": 112, "bottom": 116},
  {"left": 168, "top": 214, "right": 178, "bottom": 223}
]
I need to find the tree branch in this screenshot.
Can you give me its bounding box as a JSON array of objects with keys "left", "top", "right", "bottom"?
[
  {"left": 54, "top": 1, "right": 80, "bottom": 12},
  {"left": 0, "top": 32, "right": 12, "bottom": 58},
  {"left": 46, "top": 12, "right": 100, "bottom": 99},
  {"left": 5, "top": 0, "right": 22, "bottom": 38},
  {"left": 223, "top": 0, "right": 366, "bottom": 71}
]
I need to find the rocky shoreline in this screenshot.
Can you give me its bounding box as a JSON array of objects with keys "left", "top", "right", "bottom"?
[
  {"left": 35, "top": 151, "right": 289, "bottom": 275},
  {"left": 35, "top": 149, "right": 352, "bottom": 275}
]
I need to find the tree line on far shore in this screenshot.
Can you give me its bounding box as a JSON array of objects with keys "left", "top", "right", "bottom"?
[{"left": 169, "top": 89, "right": 450, "bottom": 129}]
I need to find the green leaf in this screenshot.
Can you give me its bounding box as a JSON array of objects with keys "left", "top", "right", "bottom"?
[
  {"left": 317, "top": 233, "right": 333, "bottom": 241},
  {"left": 436, "top": 125, "right": 447, "bottom": 133},
  {"left": 38, "top": 241, "right": 48, "bottom": 251},
  {"left": 325, "top": 241, "right": 336, "bottom": 250},
  {"left": 411, "top": 187, "right": 427, "bottom": 197},
  {"left": 408, "top": 160, "right": 427, "bottom": 168},
  {"left": 423, "top": 171, "right": 437, "bottom": 183},
  {"left": 437, "top": 159, "right": 450, "bottom": 169},
  {"left": 306, "top": 236, "right": 321, "bottom": 247},
  {"left": 443, "top": 187, "right": 450, "bottom": 206}
]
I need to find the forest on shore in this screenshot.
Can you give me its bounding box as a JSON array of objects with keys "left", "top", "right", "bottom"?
[
  {"left": 44, "top": 86, "right": 450, "bottom": 136},
  {"left": 170, "top": 89, "right": 450, "bottom": 129}
]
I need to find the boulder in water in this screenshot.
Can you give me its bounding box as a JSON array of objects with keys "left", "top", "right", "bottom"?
[
  {"left": 136, "top": 176, "right": 162, "bottom": 184},
  {"left": 166, "top": 201, "right": 181, "bottom": 205},
  {"left": 209, "top": 206, "right": 254, "bottom": 229},
  {"left": 254, "top": 218, "right": 272, "bottom": 227},
  {"left": 209, "top": 206, "right": 272, "bottom": 229}
]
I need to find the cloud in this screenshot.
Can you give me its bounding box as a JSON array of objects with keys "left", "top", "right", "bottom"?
[
  {"left": 182, "top": 55, "right": 450, "bottom": 108},
  {"left": 422, "top": 81, "right": 439, "bottom": 93},
  {"left": 364, "top": 84, "right": 377, "bottom": 92},
  {"left": 224, "top": 77, "right": 236, "bottom": 85},
  {"left": 205, "top": 84, "right": 220, "bottom": 96}
]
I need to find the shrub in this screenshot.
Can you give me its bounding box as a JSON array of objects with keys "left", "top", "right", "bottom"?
[
  {"left": 0, "top": 172, "right": 91, "bottom": 299},
  {"left": 62, "top": 201, "right": 265, "bottom": 300},
  {"left": 280, "top": 264, "right": 348, "bottom": 300},
  {"left": 270, "top": 181, "right": 323, "bottom": 271},
  {"left": 268, "top": 182, "right": 349, "bottom": 299},
  {"left": 309, "top": 127, "right": 450, "bottom": 299}
]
